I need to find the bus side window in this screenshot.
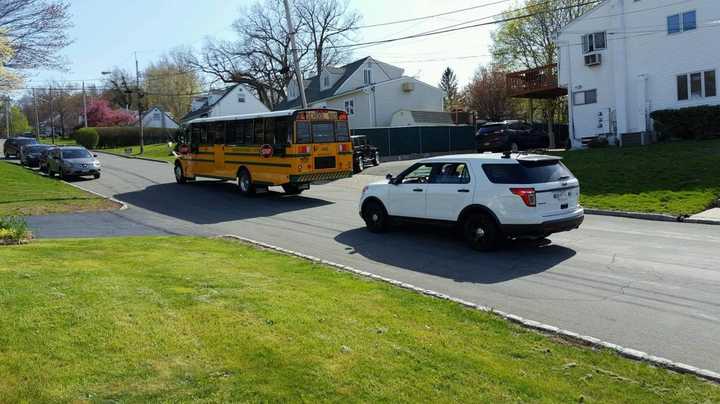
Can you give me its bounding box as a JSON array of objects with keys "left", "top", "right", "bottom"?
[
  {"left": 210, "top": 122, "right": 225, "bottom": 145},
  {"left": 226, "top": 121, "right": 239, "bottom": 145},
  {"left": 276, "top": 117, "right": 291, "bottom": 144},
  {"left": 242, "top": 120, "right": 254, "bottom": 144},
  {"left": 264, "top": 118, "right": 275, "bottom": 144},
  {"left": 190, "top": 125, "right": 201, "bottom": 152},
  {"left": 254, "top": 118, "right": 264, "bottom": 145}
]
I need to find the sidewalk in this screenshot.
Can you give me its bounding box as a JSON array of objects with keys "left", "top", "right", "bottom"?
[{"left": 689, "top": 207, "right": 720, "bottom": 223}]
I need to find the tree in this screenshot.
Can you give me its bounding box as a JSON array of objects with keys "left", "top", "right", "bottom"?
[
  {"left": 0, "top": 0, "right": 72, "bottom": 72},
  {"left": 491, "top": 0, "right": 594, "bottom": 146},
  {"left": 86, "top": 99, "right": 136, "bottom": 127},
  {"left": 9, "top": 105, "right": 31, "bottom": 133},
  {"left": 186, "top": 0, "right": 360, "bottom": 108},
  {"left": 0, "top": 33, "right": 20, "bottom": 92},
  {"left": 143, "top": 50, "right": 202, "bottom": 119},
  {"left": 439, "top": 67, "right": 459, "bottom": 111},
  {"left": 464, "top": 65, "right": 516, "bottom": 122}
]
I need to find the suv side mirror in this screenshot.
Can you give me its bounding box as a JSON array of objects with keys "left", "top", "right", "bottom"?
[{"left": 385, "top": 173, "right": 393, "bottom": 181}]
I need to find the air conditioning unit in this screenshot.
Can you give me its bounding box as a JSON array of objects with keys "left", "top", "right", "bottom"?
[
  {"left": 584, "top": 53, "right": 602, "bottom": 66},
  {"left": 401, "top": 82, "right": 415, "bottom": 92}
]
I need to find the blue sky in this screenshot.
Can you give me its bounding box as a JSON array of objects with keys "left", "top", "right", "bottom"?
[{"left": 27, "top": 0, "right": 508, "bottom": 90}]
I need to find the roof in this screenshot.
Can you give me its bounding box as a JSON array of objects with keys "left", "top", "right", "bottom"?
[
  {"left": 137, "top": 106, "right": 180, "bottom": 126},
  {"left": 274, "top": 57, "right": 371, "bottom": 110},
  {"left": 181, "top": 85, "right": 239, "bottom": 122},
  {"left": 421, "top": 152, "right": 563, "bottom": 163}
]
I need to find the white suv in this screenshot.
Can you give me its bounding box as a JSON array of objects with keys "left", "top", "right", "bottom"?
[{"left": 359, "top": 153, "right": 584, "bottom": 251}]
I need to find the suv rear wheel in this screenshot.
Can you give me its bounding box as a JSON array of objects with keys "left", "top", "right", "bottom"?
[
  {"left": 362, "top": 200, "right": 388, "bottom": 233},
  {"left": 462, "top": 213, "right": 499, "bottom": 251}
]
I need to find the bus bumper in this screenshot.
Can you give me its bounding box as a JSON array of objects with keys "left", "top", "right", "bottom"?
[{"left": 289, "top": 171, "right": 353, "bottom": 184}]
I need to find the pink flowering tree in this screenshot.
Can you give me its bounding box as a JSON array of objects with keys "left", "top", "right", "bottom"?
[{"left": 87, "top": 99, "right": 137, "bottom": 127}]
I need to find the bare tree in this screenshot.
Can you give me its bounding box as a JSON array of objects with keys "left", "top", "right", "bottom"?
[
  {"left": 295, "top": 0, "right": 360, "bottom": 76},
  {"left": 464, "top": 65, "right": 516, "bottom": 122},
  {"left": 0, "top": 0, "right": 72, "bottom": 71}
]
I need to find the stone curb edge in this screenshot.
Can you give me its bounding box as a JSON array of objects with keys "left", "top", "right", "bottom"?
[
  {"left": 95, "top": 150, "right": 171, "bottom": 164},
  {"left": 61, "top": 181, "right": 128, "bottom": 211},
  {"left": 585, "top": 208, "right": 720, "bottom": 226},
  {"left": 220, "top": 234, "right": 720, "bottom": 384}
]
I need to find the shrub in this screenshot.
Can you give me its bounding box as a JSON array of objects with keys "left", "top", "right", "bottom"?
[
  {"left": 73, "top": 127, "right": 99, "bottom": 149},
  {"left": 650, "top": 105, "right": 720, "bottom": 140},
  {"left": 92, "top": 127, "right": 180, "bottom": 149},
  {"left": 0, "top": 216, "right": 31, "bottom": 244}
]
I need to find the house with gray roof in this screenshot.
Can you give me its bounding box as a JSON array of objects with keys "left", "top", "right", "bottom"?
[
  {"left": 181, "top": 84, "right": 269, "bottom": 123},
  {"left": 275, "top": 57, "right": 444, "bottom": 129}
]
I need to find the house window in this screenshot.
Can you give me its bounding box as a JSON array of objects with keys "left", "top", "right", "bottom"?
[
  {"left": 363, "top": 68, "right": 372, "bottom": 85},
  {"left": 677, "top": 70, "right": 717, "bottom": 100},
  {"left": 238, "top": 89, "right": 245, "bottom": 103},
  {"left": 573, "top": 89, "right": 597, "bottom": 105},
  {"left": 344, "top": 99, "right": 355, "bottom": 115},
  {"left": 668, "top": 11, "right": 696, "bottom": 34},
  {"left": 582, "top": 32, "right": 606, "bottom": 54},
  {"left": 323, "top": 75, "right": 330, "bottom": 88},
  {"left": 152, "top": 112, "right": 162, "bottom": 121}
]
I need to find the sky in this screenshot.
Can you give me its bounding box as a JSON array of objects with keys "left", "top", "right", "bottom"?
[{"left": 26, "top": 0, "right": 511, "bottom": 92}]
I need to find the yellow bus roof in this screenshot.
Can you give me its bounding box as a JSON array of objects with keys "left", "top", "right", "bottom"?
[{"left": 186, "top": 108, "right": 345, "bottom": 125}]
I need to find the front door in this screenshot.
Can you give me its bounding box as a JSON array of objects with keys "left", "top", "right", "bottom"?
[
  {"left": 425, "top": 162, "right": 474, "bottom": 221},
  {"left": 387, "top": 163, "right": 432, "bottom": 218}
]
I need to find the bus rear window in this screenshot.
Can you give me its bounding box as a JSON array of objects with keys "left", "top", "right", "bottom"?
[
  {"left": 482, "top": 161, "right": 574, "bottom": 184},
  {"left": 312, "top": 122, "right": 335, "bottom": 143},
  {"left": 335, "top": 121, "right": 349, "bottom": 141},
  {"left": 296, "top": 121, "right": 311, "bottom": 143}
]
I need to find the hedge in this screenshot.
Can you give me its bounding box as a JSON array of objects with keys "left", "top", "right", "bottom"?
[
  {"left": 650, "top": 105, "right": 720, "bottom": 140},
  {"left": 73, "top": 127, "right": 99, "bottom": 149},
  {"left": 87, "top": 127, "right": 180, "bottom": 149}
]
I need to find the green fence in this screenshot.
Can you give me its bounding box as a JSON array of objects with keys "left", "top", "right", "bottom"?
[{"left": 351, "top": 125, "right": 475, "bottom": 157}]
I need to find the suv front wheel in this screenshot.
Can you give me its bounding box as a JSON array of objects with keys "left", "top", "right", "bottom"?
[
  {"left": 362, "top": 200, "right": 388, "bottom": 233},
  {"left": 462, "top": 213, "right": 499, "bottom": 251}
]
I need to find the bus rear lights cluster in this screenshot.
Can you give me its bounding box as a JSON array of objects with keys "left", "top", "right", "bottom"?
[
  {"left": 297, "top": 145, "right": 310, "bottom": 154},
  {"left": 338, "top": 143, "right": 351, "bottom": 153}
]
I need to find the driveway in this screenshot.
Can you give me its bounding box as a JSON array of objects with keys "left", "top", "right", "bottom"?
[{"left": 26, "top": 152, "right": 720, "bottom": 373}]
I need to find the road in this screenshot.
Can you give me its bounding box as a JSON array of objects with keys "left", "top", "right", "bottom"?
[{"left": 17, "top": 150, "right": 720, "bottom": 373}]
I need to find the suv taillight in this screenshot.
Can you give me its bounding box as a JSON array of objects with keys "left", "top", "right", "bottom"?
[{"left": 510, "top": 188, "right": 536, "bottom": 207}]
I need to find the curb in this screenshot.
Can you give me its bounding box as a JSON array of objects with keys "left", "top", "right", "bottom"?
[
  {"left": 220, "top": 234, "right": 720, "bottom": 384},
  {"left": 61, "top": 180, "right": 128, "bottom": 211},
  {"left": 96, "top": 150, "right": 171, "bottom": 164},
  {"left": 585, "top": 208, "right": 720, "bottom": 225}
]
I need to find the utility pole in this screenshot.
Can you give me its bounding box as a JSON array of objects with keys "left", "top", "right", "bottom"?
[
  {"left": 49, "top": 86, "right": 55, "bottom": 144},
  {"left": 82, "top": 81, "right": 88, "bottom": 128},
  {"left": 283, "top": 0, "right": 307, "bottom": 109},
  {"left": 135, "top": 52, "right": 144, "bottom": 154},
  {"left": 32, "top": 88, "right": 40, "bottom": 137}
]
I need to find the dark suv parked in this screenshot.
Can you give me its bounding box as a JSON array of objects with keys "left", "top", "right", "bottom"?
[
  {"left": 475, "top": 121, "right": 548, "bottom": 152},
  {"left": 4, "top": 137, "right": 38, "bottom": 158},
  {"left": 20, "top": 144, "right": 53, "bottom": 167},
  {"left": 351, "top": 135, "right": 380, "bottom": 172}
]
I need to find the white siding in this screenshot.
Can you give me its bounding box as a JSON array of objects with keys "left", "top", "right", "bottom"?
[
  {"left": 335, "top": 58, "right": 403, "bottom": 94},
  {"left": 141, "top": 107, "right": 179, "bottom": 129},
  {"left": 558, "top": 0, "right": 720, "bottom": 148},
  {"left": 209, "top": 84, "right": 269, "bottom": 117}
]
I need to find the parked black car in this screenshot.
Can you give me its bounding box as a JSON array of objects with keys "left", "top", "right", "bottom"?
[
  {"left": 475, "top": 120, "right": 548, "bottom": 152},
  {"left": 351, "top": 135, "right": 380, "bottom": 173},
  {"left": 3, "top": 137, "right": 38, "bottom": 158},
  {"left": 20, "top": 144, "right": 54, "bottom": 168}
]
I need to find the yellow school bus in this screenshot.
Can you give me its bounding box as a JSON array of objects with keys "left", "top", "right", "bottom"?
[{"left": 174, "top": 109, "right": 354, "bottom": 195}]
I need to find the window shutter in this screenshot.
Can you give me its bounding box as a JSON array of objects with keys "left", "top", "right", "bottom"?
[{"left": 705, "top": 70, "right": 717, "bottom": 98}]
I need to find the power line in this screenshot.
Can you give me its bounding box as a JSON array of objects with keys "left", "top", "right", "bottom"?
[{"left": 353, "top": 0, "right": 512, "bottom": 29}]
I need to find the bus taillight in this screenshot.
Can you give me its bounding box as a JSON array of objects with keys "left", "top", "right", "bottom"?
[
  {"left": 338, "top": 112, "right": 348, "bottom": 121},
  {"left": 298, "top": 145, "right": 310, "bottom": 154},
  {"left": 338, "top": 143, "right": 351, "bottom": 153}
]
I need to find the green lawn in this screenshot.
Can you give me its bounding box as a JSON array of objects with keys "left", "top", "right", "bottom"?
[
  {"left": 0, "top": 236, "right": 717, "bottom": 402},
  {"left": 103, "top": 143, "right": 176, "bottom": 162},
  {"left": 555, "top": 139, "right": 720, "bottom": 215},
  {"left": 0, "top": 161, "right": 118, "bottom": 216}
]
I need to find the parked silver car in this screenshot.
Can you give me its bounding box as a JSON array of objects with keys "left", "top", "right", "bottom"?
[{"left": 47, "top": 146, "right": 102, "bottom": 179}]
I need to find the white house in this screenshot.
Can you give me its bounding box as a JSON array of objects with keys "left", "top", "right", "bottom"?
[
  {"left": 181, "top": 84, "right": 269, "bottom": 123},
  {"left": 136, "top": 106, "right": 179, "bottom": 129},
  {"left": 557, "top": 0, "right": 720, "bottom": 148},
  {"left": 275, "top": 57, "right": 444, "bottom": 128}
]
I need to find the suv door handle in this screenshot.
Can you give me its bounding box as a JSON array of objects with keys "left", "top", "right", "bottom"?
[
  {"left": 458, "top": 189, "right": 470, "bottom": 193},
  {"left": 413, "top": 188, "right": 423, "bottom": 192}
]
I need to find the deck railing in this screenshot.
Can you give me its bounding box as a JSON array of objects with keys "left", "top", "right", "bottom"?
[{"left": 506, "top": 64, "right": 565, "bottom": 98}]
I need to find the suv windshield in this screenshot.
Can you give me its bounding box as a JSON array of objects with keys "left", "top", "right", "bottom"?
[
  {"left": 24, "top": 145, "right": 46, "bottom": 153},
  {"left": 482, "top": 160, "right": 574, "bottom": 184},
  {"left": 16, "top": 138, "right": 37, "bottom": 145},
  {"left": 62, "top": 149, "right": 92, "bottom": 159}
]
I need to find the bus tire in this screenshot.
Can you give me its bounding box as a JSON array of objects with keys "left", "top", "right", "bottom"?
[
  {"left": 174, "top": 163, "right": 187, "bottom": 184},
  {"left": 237, "top": 168, "right": 256, "bottom": 196},
  {"left": 282, "top": 184, "right": 304, "bottom": 195}
]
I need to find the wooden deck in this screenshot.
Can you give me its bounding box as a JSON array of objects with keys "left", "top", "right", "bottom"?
[{"left": 506, "top": 64, "right": 567, "bottom": 99}]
